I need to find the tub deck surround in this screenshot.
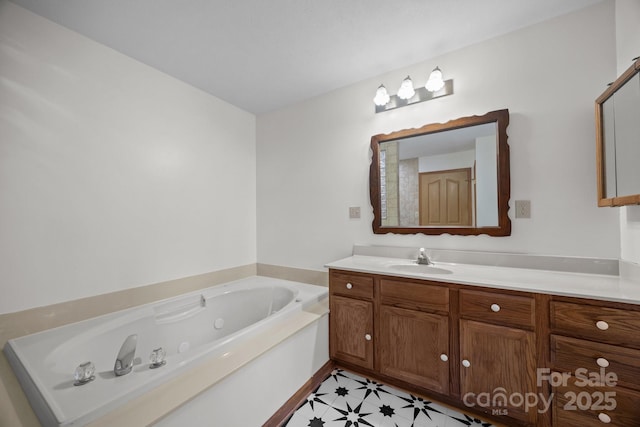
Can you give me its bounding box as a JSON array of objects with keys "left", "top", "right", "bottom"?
[
  {"left": 325, "top": 247, "right": 639, "bottom": 305},
  {"left": 4, "top": 276, "right": 329, "bottom": 427}
]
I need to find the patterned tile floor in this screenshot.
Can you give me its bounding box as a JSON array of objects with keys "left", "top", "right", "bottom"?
[{"left": 284, "top": 369, "right": 494, "bottom": 427}]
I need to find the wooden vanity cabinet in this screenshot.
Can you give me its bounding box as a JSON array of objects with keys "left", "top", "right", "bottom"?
[
  {"left": 329, "top": 269, "right": 543, "bottom": 427},
  {"left": 329, "top": 268, "right": 640, "bottom": 426},
  {"left": 550, "top": 298, "right": 640, "bottom": 427}
]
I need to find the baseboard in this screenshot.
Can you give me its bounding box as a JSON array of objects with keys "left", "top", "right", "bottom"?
[{"left": 262, "top": 360, "right": 336, "bottom": 427}]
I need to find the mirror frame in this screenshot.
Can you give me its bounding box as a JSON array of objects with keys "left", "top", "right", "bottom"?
[
  {"left": 595, "top": 57, "right": 640, "bottom": 207},
  {"left": 369, "top": 109, "right": 511, "bottom": 236}
]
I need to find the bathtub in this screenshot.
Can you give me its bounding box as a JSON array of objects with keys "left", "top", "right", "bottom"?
[{"left": 4, "top": 276, "right": 329, "bottom": 426}]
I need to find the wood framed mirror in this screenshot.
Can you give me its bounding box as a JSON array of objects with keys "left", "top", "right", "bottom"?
[
  {"left": 370, "top": 109, "right": 511, "bottom": 236},
  {"left": 595, "top": 57, "right": 640, "bottom": 207}
]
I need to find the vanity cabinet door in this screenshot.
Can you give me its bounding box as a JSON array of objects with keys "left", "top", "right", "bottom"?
[
  {"left": 329, "top": 295, "right": 374, "bottom": 369},
  {"left": 459, "top": 319, "right": 537, "bottom": 425},
  {"left": 379, "top": 306, "right": 449, "bottom": 394}
]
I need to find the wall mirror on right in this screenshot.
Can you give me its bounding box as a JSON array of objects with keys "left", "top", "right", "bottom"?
[{"left": 596, "top": 57, "right": 640, "bottom": 207}]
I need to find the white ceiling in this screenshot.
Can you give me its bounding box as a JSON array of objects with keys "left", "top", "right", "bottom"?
[
  {"left": 9, "top": 0, "right": 603, "bottom": 114},
  {"left": 397, "top": 123, "right": 496, "bottom": 159}
]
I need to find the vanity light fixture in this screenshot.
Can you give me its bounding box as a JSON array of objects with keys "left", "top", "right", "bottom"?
[{"left": 374, "top": 66, "right": 454, "bottom": 113}]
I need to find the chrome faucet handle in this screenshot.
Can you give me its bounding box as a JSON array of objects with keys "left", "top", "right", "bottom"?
[
  {"left": 114, "top": 334, "right": 137, "bottom": 376},
  {"left": 417, "top": 247, "right": 432, "bottom": 265}
]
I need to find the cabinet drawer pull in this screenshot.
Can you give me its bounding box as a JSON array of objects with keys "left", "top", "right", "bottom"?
[
  {"left": 490, "top": 303, "right": 501, "bottom": 312},
  {"left": 365, "top": 334, "right": 372, "bottom": 341},
  {"left": 440, "top": 354, "right": 448, "bottom": 362},
  {"left": 346, "top": 283, "right": 353, "bottom": 290},
  {"left": 596, "top": 320, "right": 609, "bottom": 331},
  {"left": 462, "top": 359, "right": 471, "bottom": 368},
  {"left": 598, "top": 413, "right": 611, "bottom": 423},
  {"left": 596, "top": 357, "right": 610, "bottom": 368}
]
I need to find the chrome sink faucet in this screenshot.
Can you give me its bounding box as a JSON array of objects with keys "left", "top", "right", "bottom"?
[
  {"left": 114, "top": 334, "right": 137, "bottom": 376},
  {"left": 417, "top": 247, "right": 432, "bottom": 265}
]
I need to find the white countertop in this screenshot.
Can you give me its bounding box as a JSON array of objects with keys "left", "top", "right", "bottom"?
[{"left": 325, "top": 255, "right": 640, "bottom": 305}]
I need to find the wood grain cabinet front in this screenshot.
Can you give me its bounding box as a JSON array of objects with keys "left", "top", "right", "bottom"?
[
  {"left": 458, "top": 289, "right": 539, "bottom": 425},
  {"left": 549, "top": 298, "right": 640, "bottom": 426},
  {"left": 378, "top": 305, "right": 450, "bottom": 394},
  {"left": 550, "top": 301, "right": 640, "bottom": 349},
  {"left": 379, "top": 278, "right": 449, "bottom": 313},
  {"left": 330, "top": 271, "right": 374, "bottom": 300},
  {"left": 553, "top": 380, "right": 640, "bottom": 427},
  {"left": 328, "top": 268, "right": 640, "bottom": 426},
  {"left": 460, "top": 289, "right": 535, "bottom": 329},
  {"left": 329, "top": 294, "right": 374, "bottom": 369}
]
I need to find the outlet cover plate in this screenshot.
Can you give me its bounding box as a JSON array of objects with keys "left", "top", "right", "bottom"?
[{"left": 515, "top": 200, "right": 531, "bottom": 218}]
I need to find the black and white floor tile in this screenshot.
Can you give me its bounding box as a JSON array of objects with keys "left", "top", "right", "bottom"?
[{"left": 284, "top": 369, "right": 494, "bottom": 427}]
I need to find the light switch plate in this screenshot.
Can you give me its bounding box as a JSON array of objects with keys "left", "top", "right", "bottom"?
[
  {"left": 349, "top": 206, "right": 361, "bottom": 219},
  {"left": 515, "top": 200, "right": 531, "bottom": 218}
]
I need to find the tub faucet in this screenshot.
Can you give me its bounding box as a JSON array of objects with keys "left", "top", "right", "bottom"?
[
  {"left": 114, "top": 334, "right": 137, "bottom": 376},
  {"left": 417, "top": 247, "right": 432, "bottom": 265}
]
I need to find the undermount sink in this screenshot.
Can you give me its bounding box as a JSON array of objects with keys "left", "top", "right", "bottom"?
[{"left": 388, "top": 263, "right": 453, "bottom": 275}]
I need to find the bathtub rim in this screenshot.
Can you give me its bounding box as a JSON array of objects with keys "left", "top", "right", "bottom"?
[{"left": 89, "top": 300, "right": 329, "bottom": 427}]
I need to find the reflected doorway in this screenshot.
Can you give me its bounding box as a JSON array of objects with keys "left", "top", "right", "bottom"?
[{"left": 419, "top": 168, "right": 472, "bottom": 226}]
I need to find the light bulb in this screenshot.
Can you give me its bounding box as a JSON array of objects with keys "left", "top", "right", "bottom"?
[
  {"left": 425, "top": 67, "right": 445, "bottom": 92},
  {"left": 373, "top": 84, "right": 390, "bottom": 106},
  {"left": 397, "top": 76, "right": 415, "bottom": 100}
]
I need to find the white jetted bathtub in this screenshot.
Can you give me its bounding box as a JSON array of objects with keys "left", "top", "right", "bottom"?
[{"left": 4, "top": 276, "right": 329, "bottom": 426}]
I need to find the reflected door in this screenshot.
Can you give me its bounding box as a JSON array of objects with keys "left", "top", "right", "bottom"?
[{"left": 419, "top": 168, "right": 472, "bottom": 226}]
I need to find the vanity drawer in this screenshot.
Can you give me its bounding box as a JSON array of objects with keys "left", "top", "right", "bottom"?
[
  {"left": 329, "top": 271, "right": 374, "bottom": 300},
  {"left": 380, "top": 278, "right": 449, "bottom": 313},
  {"left": 459, "top": 289, "right": 534, "bottom": 329},
  {"left": 551, "top": 335, "right": 640, "bottom": 392},
  {"left": 550, "top": 301, "right": 640, "bottom": 349},
  {"left": 553, "top": 380, "right": 640, "bottom": 427}
]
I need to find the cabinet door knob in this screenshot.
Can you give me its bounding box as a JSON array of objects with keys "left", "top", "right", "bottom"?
[
  {"left": 440, "top": 354, "right": 448, "bottom": 362},
  {"left": 365, "top": 334, "right": 372, "bottom": 341},
  {"left": 596, "top": 320, "right": 609, "bottom": 331},
  {"left": 462, "top": 359, "right": 471, "bottom": 368},
  {"left": 490, "top": 303, "right": 501, "bottom": 312},
  {"left": 346, "top": 283, "right": 353, "bottom": 289},
  {"left": 598, "top": 413, "right": 611, "bottom": 423},
  {"left": 596, "top": 357, "right": 610, "bottom": 368}
]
